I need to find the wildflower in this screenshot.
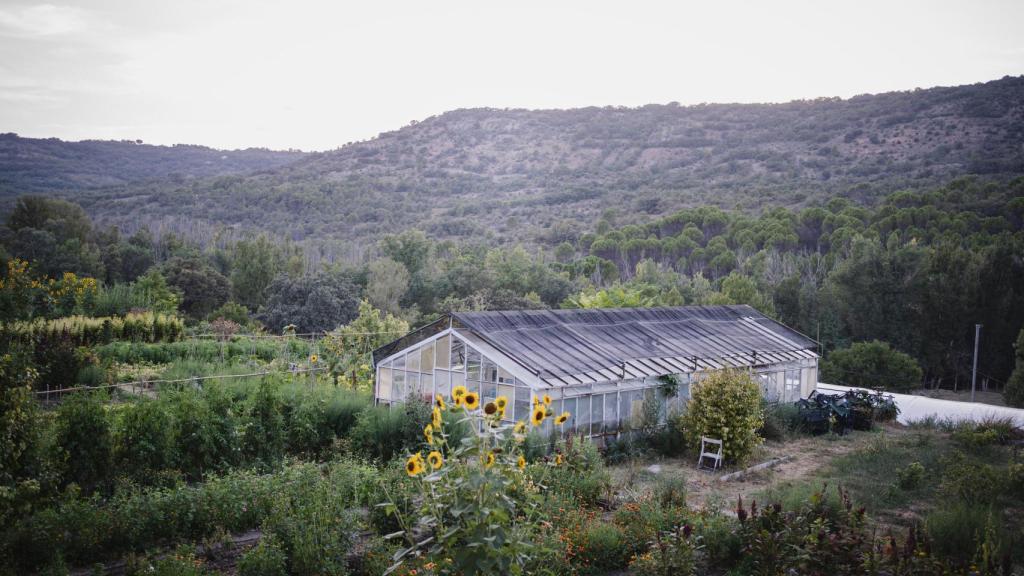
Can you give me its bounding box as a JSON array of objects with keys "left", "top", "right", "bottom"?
[
  {"left": 427, "top": 451, "right": 444, "bottom": 470},
  {"left": 518, "top": 455, "right": 526, "bottom": 470},
  {"left": 495, "top": 395, "right": 508, "bottom": 410},
  {"left": 554, "top": 412, "right": 570, "bottom": 426},
  {"left": 483, "top": 451, "right": 496, "bottom": 468},
  {"left": 531, "top": 406, "right": 546, "bottom": 426},
  {"left": 463, "top": 392, "right": 480, "bottom": 410},
  {"left": 514, "top": 421, "right": 526, "bottom": 434},
  {"left": 554, "top": 453, "right": 563, "bottom": 466},
  {"left": 542, "top": 393, "right": 552, "bottom": 405},
  {"left": 484, "top": 401, "right": 498, "bottom": 415},
  {"left": 309, "top": 354, "right": 318, "bottom": 363},
  {"left": 452, "top": 385, "right": 468, "bottom": 401},
  {"left": 432, "top": 407, "right": 442, "bottom": 428},
  {"left": 424, "top": 423, "right": 434, "bottom": 445},
  {"left": 406, "top": 453, "right": 425, "bottom": 477},
  {"left": 434, "top": 394, "right": 446, "bottom": 410}
]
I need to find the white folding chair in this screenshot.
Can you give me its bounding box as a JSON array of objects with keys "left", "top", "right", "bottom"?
[{"left": 697, "top": 436, "right": 723, "bottom": 471}]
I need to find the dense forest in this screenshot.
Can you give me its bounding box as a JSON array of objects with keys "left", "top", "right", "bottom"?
[
  {"left": 2, "top": 176, "right": 1022, "bottom": 399},
  {"left": 6, "top": 76, "right": 1022, "bottom": 263}
]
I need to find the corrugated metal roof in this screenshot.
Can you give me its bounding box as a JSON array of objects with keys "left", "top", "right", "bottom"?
[{"left": 442, "top": 305, "right": 818, "bottom": 388}]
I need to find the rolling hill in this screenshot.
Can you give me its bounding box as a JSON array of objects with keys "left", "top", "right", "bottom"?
[{"left": 9, "top": 76, "right": 1024, "bottom": 255}]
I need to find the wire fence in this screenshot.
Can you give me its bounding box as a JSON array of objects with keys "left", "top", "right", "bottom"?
[{"left": 35, "top": 366, "right": 327, "bottom": 398}]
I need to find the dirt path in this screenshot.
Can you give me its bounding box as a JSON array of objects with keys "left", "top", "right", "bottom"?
[{"left": 609, "top": 428, "right": 901, "bottom": 511}]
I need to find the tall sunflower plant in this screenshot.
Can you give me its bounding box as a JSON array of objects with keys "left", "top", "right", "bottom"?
[{"left": 383, "top": 388, "right": 569, "bottom": 575}]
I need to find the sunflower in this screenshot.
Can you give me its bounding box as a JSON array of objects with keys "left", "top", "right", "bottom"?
[
  {"left": 513, "top": 421, "right": 526, "bottom": 434},
  {"left": 406, "top": 453, "right": 425, "bottom": 477},
  {"left": 454, "top": 395, "right": 464, "bottom": 408},
  {"left": 463, "top": 392, "right": 480, "bottom": 410},
  {"left": 483, "top": 451, "right": 496, "bottom": 468},
  {"left": 495, "top": 396, "right": 508, "bottom": 410},
  {"left": 427, "top": 450, "right": 444, "bottom": 470},
  {"left": 434, "top": 394, "right": 446, "bottom": 410},
  {"left": 497, "top": 407, "right": 506, "bottom": 420},
  {"left": 484, "top": 401, "right": 498, "bottom": 415},
  {"left": 517, "top": 455, "right": 526, "bottom": 470},
  {"left": 452, "top": 385, "right": 468, "bottom": 401},
  {"left": 432, "top": 407, "right": 442, "bottom": 428},
  {"left": 423, "top": 423, "right": 434, "bottom": 445},
  {"left": 554, "top": 453, "right": 563, "bottom": 466},
  {"left": 532, "top": 396, "right": 541, "bottom": 407},
  {"left": 531, "top": 406, "right": 546, "bottom": 426},
  {"left": 309, "top": 354, "right": 319, "bottom": 364},
  {"left": 542, "top": 393, "right": 552, "bottom": 406},
  {"left": 554, "top": 412, "right": 570, "bottom": 426}
]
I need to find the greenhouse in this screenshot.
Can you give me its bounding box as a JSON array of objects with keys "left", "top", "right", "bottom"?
[{"left": 372, "top": 305, "right": 819, "bottom": 437}]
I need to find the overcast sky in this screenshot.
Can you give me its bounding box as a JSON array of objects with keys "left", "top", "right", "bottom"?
[{"left": 1, "top": 0, "right": 1022, "bottom": 151}]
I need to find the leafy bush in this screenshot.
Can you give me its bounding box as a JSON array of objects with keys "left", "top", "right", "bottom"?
[
  {"left": 654, "top": 475, "right": 688, "bottom": 508},
  {"left": 54, "top": 392, "right": 112, "bottom": 492},
  {"left": 531, "top": 437, "right": 610, "bottom": 507},
  {"left": 12, "top": 312, "right": 184, "bottom": 347},
  {"left": 820, "top": 340, "right": 923, "bottom": 392},
  {"left": 682, "top": 369, "right": 764, "bottom": 463},
  {"left": 924, "top": 504, "right": 999, "bottom": 564},
  {"left": 628, "top": 524, "right": 698, "bottom": 576},
  {"left": 938, "top": 452, "right": 1004, "bottom": 505},
  {"left": 242, "top": 380, "right": 286, "bottom": 468},
  {"left": 237, "top": 536, "right": 287, "bottom": 576},
  {"left": 263, "top": 479, "right": 353, "bottom": 576},
  {"left": 170, "top": 389, "right": 238, "bottom": 481},
  {"left": 115, "top": 398, "right": 176, "bottom": 481},
  {"left": 577, "top": 522, "right": 629, "bottom": 574},
  {"left": 896, "top": 461, "right": 925, "bottom": 490},
  {"left": 1004, "top": 328, "right": 1024, "bottom": 407},
  {"left": 649, "top": 412, "right": 688, "bottom": 456},
  {"left": 350, "top": 400, "right": 430, "bottom": 462},
  {"left": 760, "top": 401, "right": 803, "bottom": 441}
]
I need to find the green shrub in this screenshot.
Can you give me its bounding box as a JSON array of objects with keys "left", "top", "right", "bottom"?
[
  {"left": 54, "top": 392, "right": 112, "bottom": 492},
  {"left": 613, "top": 498, "right": 690, "bottom": 561},
  {"left": 323, "top": 391, "right": 371, "bottom": 438},
  {"left": 350, "top": 400, "right": 430, "bottom": 462},
  {"left": 143, "top": 547, "right": 211, "bottom": 576},
  {"left": 760, "top": 401, "right": 803, "bottom": 441},
  {"left": 682, "top": 369, "right": 764, "bottom": 463},
  {"left": 1003, "top": 328, "right": 1024, "bottom": 407},
  {"left": 263, "top": 479, "right": 354, "bottom": 576},
  {"left": 820, "top": 340, "right": 922, "bottom": 392},
  {"left": 578, "top": 521, "right": 629, "bottom": 574},
  {"left": 649, "top": 412, "right": 688, "bottom": 456},
  {"left": 896, "top": 461, "right": 925, "bottom": 490},
  {"left": 169, "top": 389, "right": 236, "bottom": 481},
  {"left": 938, "top": 451, "right": 1004, "bottom": 506},
  {"left": 654, "top": 475, "right": 688, "bottom": 508},
  {"left": 530, "top": 437, "right": 610, "bottom": 507},
  {"left": 628, "top": 525, "right": 698, "bottom": 576},
  {"left": 115, "top": 398, "right": 176, "bottom": 481},
  {"left": 237, "top": 535, "right": 287, "bottom": 576},
  {"left": 925, "top": 503, "right": 997, "bottom": 563},
  {"left": 284, "top": 391, "right": 333, "bottom": 457},
  {"left": 242, "top": 380, "right": 286, "bottom": 468},
  {"left": 75, "top": 363, "right": 107, "bottom": 387}
]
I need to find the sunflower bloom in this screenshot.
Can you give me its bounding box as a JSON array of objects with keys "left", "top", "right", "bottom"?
[
  {"left": 513, "top": 421, "right": 526, "bottom": 434},
  {"left": 554, "top": 453, "right": 563, "bottom": 466},
  {"left": 432, "top": 407, "right": 442, "bottom": 428},
  {"left": 424, "top": 423, "right": 434, "bottom": 445},
  {"left": 495, "top": 396, "right": 508, "bottom": 410},
  {"left": 434, "top": 394, "right": 446, "bottom": 410},
  {"left": 427, "top": 451, "right": 444, "bottom": 470},
  {"left": 406, "top": 453, "right": 425, "bottom": 477},
  {"left": 309, "top": 354, "right": 319, "bottom": 363},
  {"left": 555, "top": 412, "right": 570, "bottom": 426},
  {"left": 483, "top": 451, "right": 496, "bottom": 468},
  {"left": 531, "top": 406, "right": 546, "bottom": 426},
  {"left": 484, "top": 401, "right": 498, "bottom": 415},
  {"left": 464, "top": 392, "right": 480, "bottom": 410},
  {"left": 517, "top": 455, "right": 526, "bottom": 470},
  {"left": 542, "top": 393, "right": 552, "bottom": 406},
  {"left": 452, "top": 385, "right": 468, "bottom": 401}
]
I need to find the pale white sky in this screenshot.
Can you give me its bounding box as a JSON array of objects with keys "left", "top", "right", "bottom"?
[{"left": 1, "top": 0, "right": 1022, "bottom": 151}]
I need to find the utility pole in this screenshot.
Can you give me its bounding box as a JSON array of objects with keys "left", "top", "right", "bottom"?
[{"left": 971, "top": 324, "right": 981, "bottom": 402}]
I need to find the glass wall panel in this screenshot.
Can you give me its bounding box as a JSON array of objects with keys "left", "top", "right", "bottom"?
[
  {"left": 394, "top": 370, "right": 406, "bottom": 401},
  {"left": 451, "top": 371, "right": 465, "bottom": 391},
  {"left": 497, "top": 384, "right": 514, "bottom": 406},
  {"left": 563, "top": 398, "right": 577, "bottom": 429},
  {"left": 450, "top": 338, "right": 466, "bottom": 371},
  {"left": 467, "top": 349, "right": 481, "bottom": 381},
  {"left": 592, "top": 394, "right": 603, "bottom": 434},
  {"left": 604, "top": 394, "right": 617, "bottom": 432},
  {"left": 406, "top": 350, "right": 420, "bottom": 373},
  {"left": 421, "top": 374, "right": 434, "bottom": 401},
  {"left": 420, "top": 342, "right": 435, "bottom": 373},
  {"left": 435, "top": 335, "right": 450, "bottom": 369},
  {"left": 576, "top": 396, "right": 591, "bottom": 435},
  {"left": 393, "top": 354, "right": 406, "bottom": 371},
  {"left": 497, "top": 366, "right": 514, "bottom": 384},
  {"left": 514, "top": 387, "right": 530, "bottom": 424},
  {"left": 482, "top": 382, "right": 497, "bottom": 403},
  {"left": 483, "top": 359, "right": 498, "bottom": 382},
  {"left": 405, "top": 372, "right": 419, "bottom": 401},
  {"left": 434, "top": 370, "right": 451, "bottom": 400},
  {"left": 378, "top": 367, "right": 392, "bottom": 400}
]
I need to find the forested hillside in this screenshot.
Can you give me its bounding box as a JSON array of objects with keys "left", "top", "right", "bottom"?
[
  {"left": 56, "top": 75, "right": 1024, "bottom": 257},
  {"left": 0, "top": 133, "right": 306, "bottom": 195}
]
